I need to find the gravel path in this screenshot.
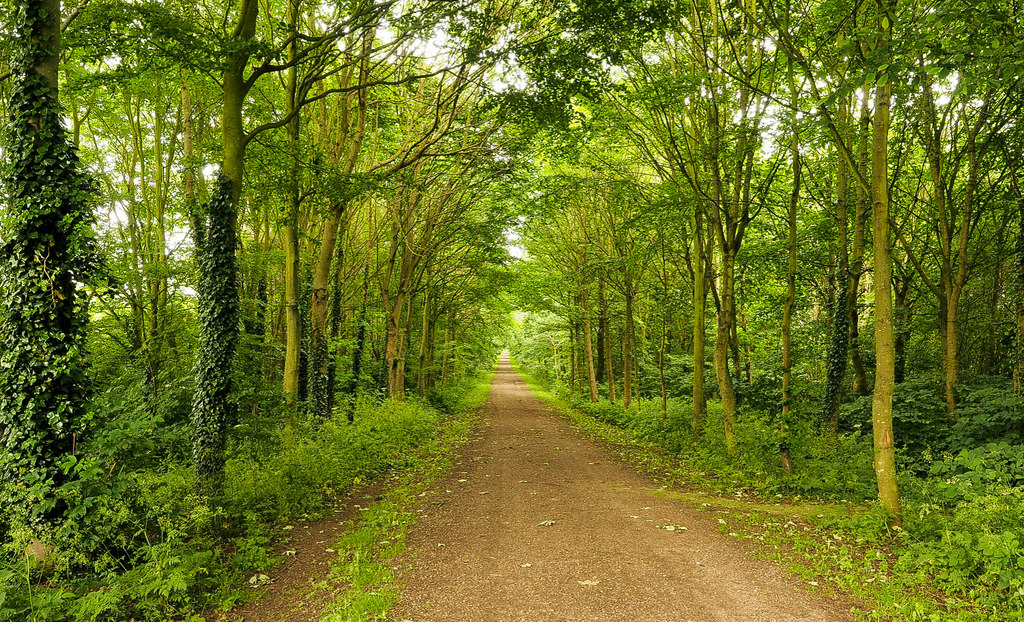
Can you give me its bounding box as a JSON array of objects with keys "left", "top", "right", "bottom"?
[{"left": 390, "top": 356, "right": 856, "bottom": 622}]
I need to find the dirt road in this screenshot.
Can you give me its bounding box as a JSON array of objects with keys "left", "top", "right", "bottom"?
[{"left": 390, "top": 357, "right": 855, "bottom": 621}]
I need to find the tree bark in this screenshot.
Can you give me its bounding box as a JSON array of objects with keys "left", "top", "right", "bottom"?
[
  {"left": 849, "top": 92, "right": 871, "bottom": 396},
  {"left": 601, "top": 278, "right": 616, "bottom": 403},
  {"left": 282, "top": 1, "right": 302, "bottom": 407},
  {"left": 869, "top": 9, "right": 902, "bottom": 521},
  {"left": 1015, "top": 197, "right": 1024, "bottom": 396},
  {"left": 418, "top": 290, "right": 432, "bottom": 398},
  {"left": 781, "top": 71, "right": 800, "bottom": 474},
  {"left": 582, "top": 289, "right": 599, "bottom": 402},
  {"left": 622, "top": 268, "right": 635, "bottom": 408},
  {"left": 692, "top": 208, "right": 707, "bottom": 440},
  {"left": 715, "top": 250, "right": 738, "bottom": 454}
]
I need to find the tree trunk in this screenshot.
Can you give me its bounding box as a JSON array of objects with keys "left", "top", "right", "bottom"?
[
  {"left": 596, "top": 293, "right": 606, "bottom": 385},
  {"left": 781, "top": 83, "right": 800, "bottom": 474},
  {"left": 659, "top": 302, "right": 668, "bottom": 418},
  {"left": 849, "top": 92, "right": 871, "bottom": 396},
  {"left": 822, "top": 96, "right": 851, "bottom": 434},
  {"left": 716, "top": 250, "right": 738, "bottom": 454},
  {"left": 623, "top": 270, "right": 635, "bottom": 408},
  {"left": 345, "top": 263, "right": 370, "bottom": 422},
  {"left": 1015, "top": 198, "right": 1024, "bottom": 396},
  {"left": 190, "top": 0, "right": 256, "bottom": 495},
  {"left": 441, "top": 311, "right": 453, "bottom": 384},
  {"left": 692, "top": 209, "right": 707, "bottom": 440},
  {"left": 582, "top": 289, "right": 599, "bottom": 402},
  {"left": 569, "top": 322, "right": 578, "bottom": 394},
  {"left": 869, "top": 14, "right": 902, "bottom": 521},
  {"left": 309, "top": 27, "right": 371, "bottom": 415},
  {"left": 395, "top": 294, "right": 412, "bottom": 395},
  {"left": 385, "top": 296, "right": 405, "bottom": 399},
  {"left": 281, "top": 1, "right": 302, "bottom": 406},
  {"left": 601, "top": 279, "right": 616, "bottom": 403},
  {"left": 0, "top": 0, "right": 95, "bottom": 524},
  {"left": 894, "top": 273, "right": 912, "bottom": 384},
  {"left": 308, "top": 207, "right": 342, "bottom": 417},
  {"left": 418, "top": 290, "right": 432, "bottom": 398}
]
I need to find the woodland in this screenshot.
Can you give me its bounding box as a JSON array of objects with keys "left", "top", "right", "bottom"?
[{"left": 0, "top": 0, "right": 1022, "bottom": 620}]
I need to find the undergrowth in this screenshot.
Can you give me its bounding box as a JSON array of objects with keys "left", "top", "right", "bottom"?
[{"left": 0, "top": 375, "right": 492, "bottom": 622}]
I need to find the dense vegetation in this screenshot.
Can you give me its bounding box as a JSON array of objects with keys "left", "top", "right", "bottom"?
[{"left": 1, "top": 0, "right": 1023, "bottom": 619}]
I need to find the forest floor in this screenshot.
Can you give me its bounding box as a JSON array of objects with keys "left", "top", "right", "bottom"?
[{"left": 221, "top": 358, "right": 861, "bottom": 621}]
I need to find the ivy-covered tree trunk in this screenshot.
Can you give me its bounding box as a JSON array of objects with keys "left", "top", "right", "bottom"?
[
  {"left": 190, "top": 0, "right": 255, "bottom": 495},
  {"left": 1015, "top": 198, "right": 1024, "bottom": 397},
  {"left": 190, "top": 175, "right": 238, "bottom": 497},
  {"left": 0, "top": 0, "right": 96, "bottom": 524},
  {"left": 821, "top": 97, "right": 851, "bottom": 435}
]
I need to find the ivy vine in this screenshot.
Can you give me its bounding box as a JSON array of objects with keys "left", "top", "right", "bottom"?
[
  {"left": 190, "top": 173, "right": 239, "bottom": 497},
  {"left": 0, "top": 0, "right": 98, "bottom": 524},
  {"left": 820, "top": 285, "right": 850, "bottom": 427}
]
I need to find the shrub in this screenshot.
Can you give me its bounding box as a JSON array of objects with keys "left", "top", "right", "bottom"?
[
  {"left": 901, "top": 443, "right": 1024, "bottom": 607},
  {"left": 947, "top": 384, "right": 1024, "bottom": 451},
  {"left": 631, "top": 398, "right": 693, "bottom": 454},
  {"left": 840, "top": 376, "right": 949, "bottom": 463}
]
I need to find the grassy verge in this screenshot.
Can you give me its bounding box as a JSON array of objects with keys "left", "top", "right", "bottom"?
[
  {"left": 317, "top": 372, "right": 493, "bottom": 622},
  {"left": 508, "top": 361, "right": 1000, "bottom": 622}
]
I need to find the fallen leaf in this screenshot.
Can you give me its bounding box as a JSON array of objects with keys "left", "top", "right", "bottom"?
[
  {"left": 658, "top": 524, "right": 687, "bottom": 531},
  {"left": 538, "top": 520, "right": 556, "bottom": 526},
  {"left": 249, "top": 574, "right": 273, "bottom": 587}
]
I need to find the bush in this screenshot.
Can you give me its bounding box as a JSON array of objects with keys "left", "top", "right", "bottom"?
[
  {"left": 575, "top": 398, "right": 635, "bottom": 428},
  {"left": 901, "top": 443, "right": 1024, "bottom": 607},
  {"left": 840, "top": 376, "right": 949, "bottom": 463},
  {"left": 631, "top": 398, "right": 693, "bottom": 454},
  {"left": 947, "top": 384, "right": 1024, "bottom": 451}
]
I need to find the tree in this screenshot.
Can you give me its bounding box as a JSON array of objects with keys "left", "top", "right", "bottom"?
[
  {"left": 868, "top": 0, "right": 901, "bottom": 522},
  {"left": 0, "top": 0, "right": 96, "bottom": 524}
]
